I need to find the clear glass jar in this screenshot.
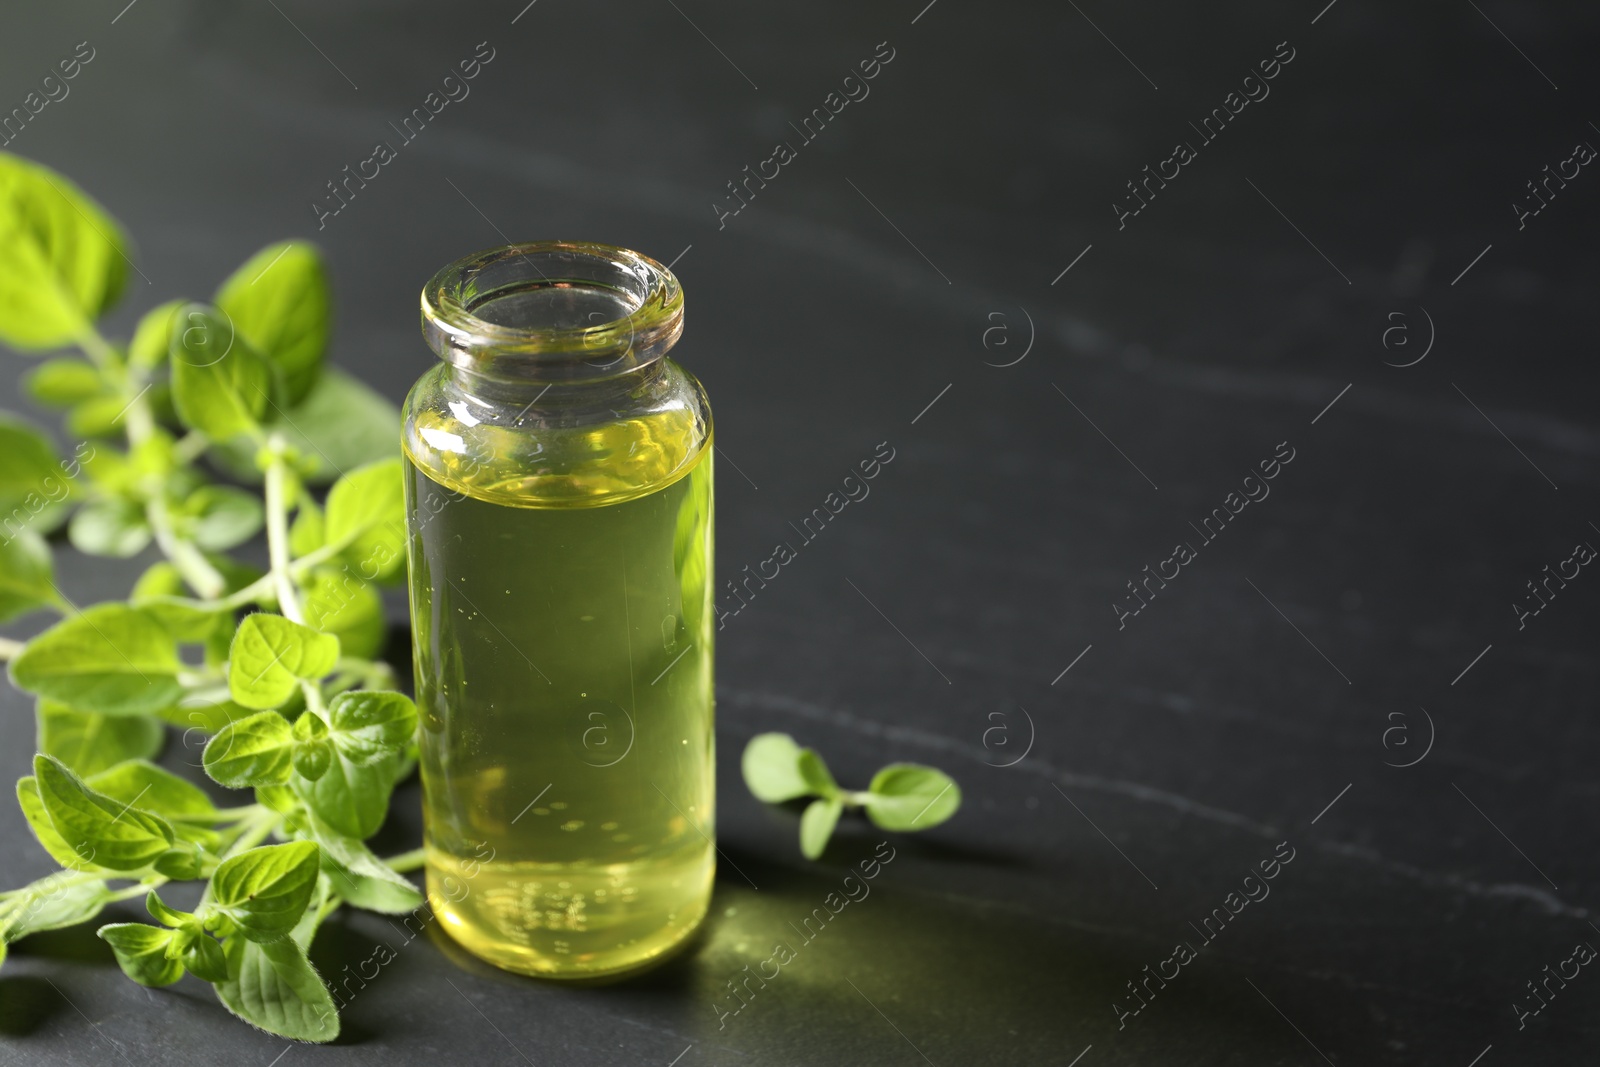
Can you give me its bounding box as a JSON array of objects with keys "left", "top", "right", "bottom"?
[{"left": 401, "top": 242, "right": 714, "bottom": 978}]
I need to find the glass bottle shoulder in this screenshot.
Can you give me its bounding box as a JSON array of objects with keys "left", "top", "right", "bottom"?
[{"left": 402, "top": 360, "right": 711, "bottom": 509}]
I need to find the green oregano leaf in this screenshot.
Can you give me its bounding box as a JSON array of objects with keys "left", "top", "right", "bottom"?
[
  {"left": 145, "top": 888, "right": 193, "bottom": 929},
  {"left": 300, "top": 568, "right": 385, "bottom": 659},
  {"left": 66, "top": 394, "right": 132, "bottom": 439},
  {"left": 128, "top": 299, "right": 183, "bottom": 369},
  {"left": 207, "top": 840, "right": 320, "bottom": 942},
  {"left": 152, "top": 845, "right": 205, "bottom": 881},
  {"left": 29, "top": 753, "right": 175, "bottom": 871},
  {"left": 290, "top": 712, "right": 332, "bottom": 781},
  {"left": 324, "top": 690, "right": 417, "bottom": 764},
  {"left": 0, "top": 414, "right": 66, "bottom": 510},
  {"left": 214, "top": 934, "right": 340, "bottom": 1042},
  {"left": 130, "top": 560, "right": 185, "bottom": 601},
  {"left": 68, "top": 496, "right": 151, "bottom": 557},
  {"left": 290, "top": 739, "right": 332, "bottom": 782},
  {"left": 798, "top": 749, "right": 839, "bottom": 799},
  {"left": 168, "top": 303, "right": 270, "bottom": 440},
  {"left": 97, "top": 923, "right": 183, "bottom": 987},
  {"left": 206, "top": 370, "right": 400, "bottom": 487},
  {"left": 288, "top": 499, "right": 323, "bottom": 555},
  {"left": 87, "top": 759, "right": 217, "bottom": 822},
  {"left": 24, "top": 358, "right": 103, "bottom": 406},
  {"left": 293, "top": 749, "right": 397, "bottom": 840},
  {"left": 158, "top": 694, "right": 250, "bottom": 736},
  {"left": 9, "top": 604, "right": 183, "bottom": 716},
  {"left": 800, "top": 797, "right": 843, "bottom": 860},
  {"left": 214, "top": 241, "right": 330, "bottom": 406},
  {"left": 181, "top": 929, "right": 229, "bottom": 982},
  {"left": 323, "top": 458, "right": 405, "bottom": 578},
  {"left": 863, "top": 764, "right": 962, "bottom": 831},
  {"left": 275, "top": 369, "right": 402, "bottom": 481},
  {"left": 226, "top": 613, "right": 339, "bottom": 709},
  {"left": 203, "top": 710, "right": 294, "bottom": 787},
  {"left": 36, "top": 699, "right": 165, "bottom": 776},
  {"left": 300, "top": 810, "right": 423, "bottom": 914},
  {"left": 16, "top": 776, "right": 97, "bottom": 870},
  {"left": 133, "top": 595, "right": 230, "bottom": 643},
  {"left": 183, "top": 485, "right": 264, "bottom": 551},
  {"left": 0, "top": 153, "right": 130, "bottom": 350},
  {"left": 290, "top": 711, "right": 327, "bottom": 744},
  {"left": 740, "top": 732, "right": 817, "bottom": 803},
  {"left": 1, "top": 872, "right": 112, "bottom": 944},
  {"left": 0, "top": 530, "right": 62, "bottom": 623},
  {"left": 253, "top": 784, "right": 298, "bottom": 814}
]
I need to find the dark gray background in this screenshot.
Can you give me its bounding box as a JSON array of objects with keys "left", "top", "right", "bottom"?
[{"left": 2, "top": 0, "right": 1598, "bottom": 1064}]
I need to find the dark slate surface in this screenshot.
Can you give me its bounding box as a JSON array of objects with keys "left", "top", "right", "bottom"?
[{"left": 2, "top": 1, "right": 1599, "bottom": 1064}]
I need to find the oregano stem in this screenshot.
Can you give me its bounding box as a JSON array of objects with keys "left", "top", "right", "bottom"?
[
  {"left": 215, "top": 539, "right": 349, "bottom": 612},
  {"left": 334, "top": 657, "right": 396, "bottom": 690},
  {"left": 75, "top": 325, "right": 119, "bottom": 371},
  {"left": 0, "top": 869, "right": 106, "bottom": 911},
  {"left": 121, "top": 372, "right": 156, "bottom": 446},
  {"left": 106, "top": 882, "right": 156, "bottom": 904},
  {"left": 263, "top": 439, "right": 304, "bottom": 624},
  {"left": 315, "top": 893, "right": 344, "bottom": 924},
  {"left": 321, "top": 672, "right": 362, "bottom": 699},
  {"left": 148, "top": 495, "right": 227, "bottom": 599},
  {"left": 81, "top": 323, "right": 155, "bottom": 446},
  {"left": 0, "top": 637, "right": 23, "bottom": 661},
  {"left": 196, "top": 810, "right": 283, "bottom": 913},
  {"left": 80, "top": 323, "right": 229, "bottom": 600},
  {"left": 172, "top": 431, "right": 209, "bottom": 465},
  {"left": 216, "top": 537, "right": 356, "bottom": 614},
  {"left": 167, "top": 804, "right": 268, "bottom": 825},
  {"left": 227, "top": 812, "right": 280, "bottom": 855},
  {"left": 382, "top": 847, "right": 426, "bottom": 874},
  {"left": 289, "top": 539, "right": 350, "bottom": 575}
]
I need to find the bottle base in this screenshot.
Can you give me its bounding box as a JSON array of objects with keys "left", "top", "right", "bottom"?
[
  {"left": 424, "top": 846, "right": 716, "bottom": 980},
  {"left": 431, "top": 891, "right": 711, "bottom": 981}
]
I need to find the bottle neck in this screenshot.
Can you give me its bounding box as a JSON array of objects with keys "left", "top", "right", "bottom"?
[
  {"left": 445, "top": 358, "right": 667, "bottom": 415},
  {"left": 420, "top": 241, "right": 684, "bottom": 385}
]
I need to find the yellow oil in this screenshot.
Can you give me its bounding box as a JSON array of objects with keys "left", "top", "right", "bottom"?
[{"left": 402, "top": 372, "right": 714, "bottom": 978}]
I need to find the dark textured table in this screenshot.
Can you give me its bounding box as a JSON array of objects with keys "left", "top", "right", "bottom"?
[{"left": 3, "top": 1, "right": 1598, "bottom": 1064}]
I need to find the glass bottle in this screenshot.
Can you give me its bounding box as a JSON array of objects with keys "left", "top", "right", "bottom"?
[{"left": 401, "top": 242, "right": 714, "bottom": 978}]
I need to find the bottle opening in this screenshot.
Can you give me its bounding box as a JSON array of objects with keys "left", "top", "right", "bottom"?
[
  {"left": 471, "top": 284, "right": 640, "bottom": 332},
  {"left": 421, "top": 241, "right": 684, "bottom": 382}
]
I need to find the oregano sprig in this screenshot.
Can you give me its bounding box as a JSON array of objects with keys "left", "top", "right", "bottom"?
[
  {"left": 0, "top": 151, "right": 419, "bottom": 1042},
  {"left": 741, "top": 732, "right": 962, "bottom": 859}
]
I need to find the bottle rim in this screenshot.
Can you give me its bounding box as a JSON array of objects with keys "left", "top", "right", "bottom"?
[{"left": 420, "top": 241, "right": 684, "bottom": 381}]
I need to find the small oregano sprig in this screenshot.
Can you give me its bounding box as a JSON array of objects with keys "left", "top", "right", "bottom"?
[
  {"left": 741, "top": 733, "right": 961, "bottom": 859},
  {"left": 0, "top": 151, "right": 419, "bottom": 1043}
]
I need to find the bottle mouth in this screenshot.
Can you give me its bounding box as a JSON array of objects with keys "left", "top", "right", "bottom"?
[{"left": 420, "top": 241, "right": 684, "bottom": 382}]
